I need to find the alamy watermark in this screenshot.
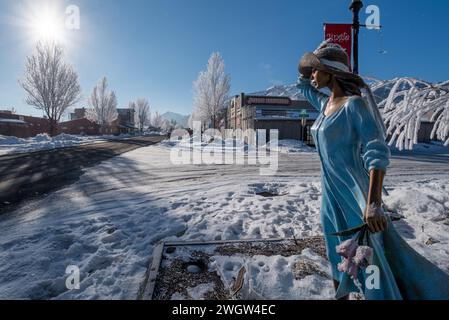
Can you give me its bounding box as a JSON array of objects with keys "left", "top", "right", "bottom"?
[
  {"left": 365, "top": 265, "right": 380, "bottom": 290},
  {"left": 365, "top": 5, "right": 381, "bottom": 29},
  {"left": 65, "top": 265, "right": 80, "bottom": 290},
  {"left": 65, "top": 5, "right": 81, "bottom": 31},
  {"left": 169, "top": 121, "right": 279, "bottom": 176}
]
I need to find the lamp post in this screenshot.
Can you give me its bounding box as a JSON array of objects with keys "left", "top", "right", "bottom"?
[{"left": 349, "top": 0, "right": 363, "bottom": 75}]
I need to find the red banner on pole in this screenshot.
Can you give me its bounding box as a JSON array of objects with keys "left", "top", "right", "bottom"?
[{"left": 324, "top": 23, "right": 352, "bottom": 70}]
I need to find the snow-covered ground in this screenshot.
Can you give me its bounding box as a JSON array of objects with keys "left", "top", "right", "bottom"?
[
  {"left": 267, "top": 139, "right": 316, "bottom": 154},
  {"left": 0, "top": 133, "right": 134, "bottom": 156},
  {"left": 0, "top": 142, "right": 448, "bottom": 299}
]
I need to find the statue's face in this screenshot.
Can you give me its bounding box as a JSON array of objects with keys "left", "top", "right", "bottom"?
[{"left": 311, "top": 69, "right": 332, "bottom": 89}]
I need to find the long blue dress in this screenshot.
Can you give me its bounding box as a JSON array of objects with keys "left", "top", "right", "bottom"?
[{"left": 296, "top": 76, "right": 449, "bottom": 300}]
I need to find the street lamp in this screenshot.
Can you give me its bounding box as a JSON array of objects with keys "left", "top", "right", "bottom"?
[{"left": 349, "top": 0, "right": 363, "bottom": 75}]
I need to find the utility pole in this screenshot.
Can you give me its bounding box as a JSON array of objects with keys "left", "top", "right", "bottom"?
[{"left": 349, "top": 0, "right": 363, "bottom": 75}]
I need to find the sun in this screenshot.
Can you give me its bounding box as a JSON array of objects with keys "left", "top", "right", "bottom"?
[
  {"left": 8, "top": 0, "right": 80, "bottom": 52},
  {"left": 34, "top": 15, "right": 62, "bottom": 41},
  {"left": 31, "top": 7, "right": 65, "bottom": 42}
]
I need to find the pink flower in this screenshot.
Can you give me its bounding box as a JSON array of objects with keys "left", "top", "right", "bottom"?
[
  {"left": 336, "top": 238, "right": 358, "bottom": 259},
  {"left": 347, "top": 260, "right": 359, "bottom": 279},
  {"left": 337, "top": 258, "right": 350, "bottom": 273},
  {"left": 353, "top": 246, "right": 374, "bottom": 269},
  {"left": 338, "top": 258, "right": 359, "bottom": 279}
]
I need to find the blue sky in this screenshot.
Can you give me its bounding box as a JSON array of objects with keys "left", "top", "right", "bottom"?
[{"left": 1, "top": 0, "right": 448, "bottom": 118}]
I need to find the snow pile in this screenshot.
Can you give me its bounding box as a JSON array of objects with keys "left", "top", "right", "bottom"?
[
  {"left": 53, "top": 133, "right": 85, "bottom": 142},
  {"left": 0, "top": 133, "right": 132, "bottom": 156},
  {"left": 383, "top": 180, "right": 449, "bottom": 266},
  {"left": 0, "top": 133, "right": 92, "bottom": 155},
  {"left": 162, "top": 180, "right": 323, "bottom": 243},
  {"left": 34, "top": 133, "right": 52, "bottom": 142},
  {"left": 0, "top": 135, "right": 27, "bottom": 145},
  {"left": 161, "top": 137, "right": 316, "bottom": 154},
  {"left": 160, "top": 137, "right": 253, "bottom": 153},
  {"left": 267, "top": 140, "right": 316, "bottom": 154},
  {"left": 210, "top": 249, "right": 334, "bottom": 300}
]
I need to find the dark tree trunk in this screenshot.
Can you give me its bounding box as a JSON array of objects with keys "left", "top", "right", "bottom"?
[{"left": 48, "top": 119, "right": 58, "bottom": 137}]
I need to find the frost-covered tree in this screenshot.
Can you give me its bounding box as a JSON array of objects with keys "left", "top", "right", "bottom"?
[
  {"left": 130, "top": 98, "right": 150, "bottom": 132},
  {"left": 375, "top": 77, "right": 449, "bottom": 149},
  {"left": 136, "top": 98, "right": 150, "bottom": 132},
  {"left": 160, "top": 119, "right": 180, "bottom": 134},
  {"left": 161, "top": 119, "right": 172, "bottom": 134},
  {"left": 129, "top": 100, "right": 137, "bottom": 128},
  {"left": 151, "top": 111, "right": 164, "bottom": 129},
  {"left": 187, "top": 113, "right": 195, "bottom": 129},
  {"left": 129, "top": 101, "right": 136, "bottom": 112},
  {"left": 20, "top": 41, "right": 81, "bottom": 136},
  {"left": 87, "top": 77, "right": 118, "bottom": 134},
  {"left": 188, "top": 109, "right": 205, "bottom": 130},
  {"left": 193, "top": 52, "right": 231, "bottom": 129}
]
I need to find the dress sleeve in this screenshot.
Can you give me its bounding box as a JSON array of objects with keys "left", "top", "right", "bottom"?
[
  {"left": 349, "top": 97, "right": 391, "bottom": 172},
  {"left": 296, "top": 76, "right": 329, "bottom": 112}
]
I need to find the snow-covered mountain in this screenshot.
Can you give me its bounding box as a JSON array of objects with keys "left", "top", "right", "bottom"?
[
  {"left": 250, "top": 76, "right": 386, "bottom": 101},
  {"left": 161, "top": 112, "right": 190, "bottom": 128},
  {"left": 250, "top": 76, "right": 447, "bottom": 104},
  {"left": 250, "top": 84, "right": 307, "bottom": 101}
]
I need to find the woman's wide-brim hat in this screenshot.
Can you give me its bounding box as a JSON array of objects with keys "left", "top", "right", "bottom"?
[{"left": 299, "top": 40, "right": 365, "bottom": 87}]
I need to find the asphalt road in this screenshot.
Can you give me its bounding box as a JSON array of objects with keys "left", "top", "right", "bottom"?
[{"left": 0, "top": 135, "right": 166, "bottom": 214}]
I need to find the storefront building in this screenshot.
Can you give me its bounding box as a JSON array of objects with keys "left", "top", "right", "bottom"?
[{"left": 227, "top": 93, "right": 319, "bottom": 145}]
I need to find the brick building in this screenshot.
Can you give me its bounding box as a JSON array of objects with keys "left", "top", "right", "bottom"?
[
  {"left": 69, "top": 107, "right": 137, "bottom": 135},
  {"left": 58, "top": 118, "right": 100, "bottom": 136},
  {"left": 0, "top": 111, "right": 50, "bottom": 138},
  {"left": 227, "top": 94, "right": 319, "bottom": 145}
]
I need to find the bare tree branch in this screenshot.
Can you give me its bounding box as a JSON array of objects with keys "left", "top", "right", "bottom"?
[
  {"left": 131, "top": 98, "right": 150, "bottom": 133},
  {"left": 19, "top": 41, "right": 81, "bottom": 135},
  {"left": 86, "top": 76, "right": 118, "bottom": 134},
  {"left": 377, "top": 77, "right": 449, "bottom": 149},
  {"left": 151, "top": 111, "right": 164, "bottom": 129},
  {"left": 192, "top": 52, "right": 230, "bottom": 129}
]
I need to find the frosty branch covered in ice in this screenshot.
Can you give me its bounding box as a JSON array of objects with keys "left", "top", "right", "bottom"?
[
  {"left": 130, "top": 98, "right": 150, "bottom": 133},
  {"left": 86, "top": 77, "right": 118, "bottom": 132},
  {"left": 374, "top": 77, "right": 449, "bottom": 149},
  {"left": 192, "top": 52, "right": 231, "bottom": 128},
  {"left": 19, "top": 41, "right": 81, "bottom": 136},
  {"left": 151, "top": 111, "right": 164, "bottom": 130}
]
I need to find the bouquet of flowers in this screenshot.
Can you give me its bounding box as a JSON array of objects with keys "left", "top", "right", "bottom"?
[{"left": 334, "top": 224, "right": 374, "bottom": 280}]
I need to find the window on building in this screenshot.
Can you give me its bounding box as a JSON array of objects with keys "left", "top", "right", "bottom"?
[{"left": 261, "top": 110, "right": 287, "bottom": 117}]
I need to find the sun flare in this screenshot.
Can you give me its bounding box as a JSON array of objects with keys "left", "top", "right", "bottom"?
[
  {"left": 31, "top": 7, "right": 65, "bottom": 42},
  {"left": 27, "top": 2, "right": 65, "bottom": 42},
  {"left": 35, "top": 16, "right": 62, "bottom": 40}
]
